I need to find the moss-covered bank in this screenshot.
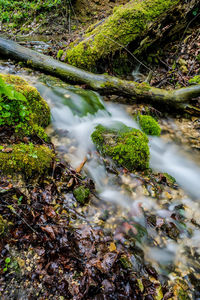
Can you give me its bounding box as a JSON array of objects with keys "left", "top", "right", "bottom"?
[
  {"left": 91, "top": 124, "right": 149, "bottom": 170},
  {"left": 0, "top": 74, "right": 54, "bottom": 176},
  {"left": 0, "top": 143, "right": 54, "bottom": 177},
  {"left": 1, "top": 74, "right": 50, "bottom": 128},
  {"left": 64, "top": 0, "right": 180, "bottom": 70}
]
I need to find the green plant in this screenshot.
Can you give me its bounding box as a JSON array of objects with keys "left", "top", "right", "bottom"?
[
  {"left": 1, "top": 74, "right": 50, "bottom": 141},
  {"left": 18, "top": 196, "right": 23, "bottom": 205},
  {"left": 2, "top": 256, "right": 19, "bottom": 273},
  {"left": 3, "top": 257, "right": 11, "bottom": 272},
  {"left": 0, "top": 76, "right": 30, "bottom": 126},
  {"left": 188, "top": 75, "right": 200, "bottom": 85}
]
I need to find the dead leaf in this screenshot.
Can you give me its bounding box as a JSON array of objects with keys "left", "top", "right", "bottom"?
[
  {"left": 109, "top": 242, "right": 117, "bottom": 252},
  {"left": 41, "top": 225, "right": 56, "bottom": 239}
]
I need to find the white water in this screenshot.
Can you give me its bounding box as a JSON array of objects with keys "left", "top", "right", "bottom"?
[
  {"left": 34, "top": 80, "right": 200, "bottom": 280},
  {"left": 35, "top": 81, "right": 200, "bottom": 201}
]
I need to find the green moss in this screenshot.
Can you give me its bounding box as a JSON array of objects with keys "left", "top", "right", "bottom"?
[
  {"left": 163, "top": 172, "right": 176, "bottom": 184},
  {"left": 119, "top": 255, "right": 132, "bottom": 269},
  {"left": 1, "top": 74, "right": 50, "bottom": 127},
  {"left": 137, "top": 115, "right": 161, "bottom": 136},
  {"left": 64, "top": 0, "right": 179, "bottom": 70},
  {"left": 188, "top": 75, "right": 200, "bottom": 85},
  {"left": 0, "top": 215, "right": 9, "bottom": 236},
  {"left": 0, "top": 74, "right": 51, "bottom": 141},
  {"left": 91, "top": 124, "right": 149, "bottom": 170},
  {"left": 73, "top": 185, "right": 90, "bottom": 204},
  {"left": 112, "top": 52, "right": 132, "bottom": 75},
  {"left": 0, "top": 143, "right": 54, "bottom": 176},
  {"left": 57, "top": 50, "right": 64, "bottom": 60}
]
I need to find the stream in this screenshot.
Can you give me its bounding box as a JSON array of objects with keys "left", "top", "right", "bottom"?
[{"left": 1, "top": 58, "right": 200, "bottom": 298}]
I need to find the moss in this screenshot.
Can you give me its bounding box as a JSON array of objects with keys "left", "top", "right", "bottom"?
[
  {"left": 0, "top": 74, "right": 51, "bottom": 142},
  {"left": 57, "top": 50, "right": 64, "bottom": 60},
  {"left": 188, "top": 75, "right": 200, "bottom": 85},
  {"left": 137, "top": 115, "right": 161, "bottom": 136},
  {"left": 163, "top": 172, "right": 176, "bottom": 185},
  {"left": 64, "top": 0, "right": 179, "bottom": 70},
  {"left": 112, "top": 51, "right": 132, "bottom": 75},
  {"left": 1, "top": 74, "right": 50, "bottom": 127},
  {"left": 0, "top": 143, "right": 54, "bottom": 176},
  {"left": 91, "top": 123, "right": 149, "bottom": 170},
  {"left": 73, "top": 185, "right": 90, "bottom": 204},
  {"left": 119, "top": 255, "right": 132, "bottom": 269},
  {"left": 0, "top": 215, "right": 9, "bottom": 236}
]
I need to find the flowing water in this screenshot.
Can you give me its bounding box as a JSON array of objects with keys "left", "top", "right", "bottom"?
[{"left": 1, "top": 60, "right": 200, "bottom": 297}]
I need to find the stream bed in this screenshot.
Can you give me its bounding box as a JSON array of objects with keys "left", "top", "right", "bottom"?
[{"left": 1, "top": 58, "right": 200, "bottom": 299}]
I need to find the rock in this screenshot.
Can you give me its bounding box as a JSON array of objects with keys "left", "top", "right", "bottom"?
[
  {"left": 91, "top": 122, "right": 149, "bottom": 170},
  {"left": 73, "top": 185, "right": 90, "bottom": 204},
  {"left": 137, "top": 114, "right": 161, "bottom": 136}
]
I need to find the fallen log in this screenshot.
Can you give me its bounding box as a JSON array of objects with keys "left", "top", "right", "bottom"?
[
  {"left": 63, "top": 0, "right": 199, "bottom": 71},
  {"left": 0, "top": 37, "right": 200, "bottom": 110}
]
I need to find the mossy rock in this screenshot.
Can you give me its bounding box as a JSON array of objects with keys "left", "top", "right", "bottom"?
[
  {"left": 137, "top": 115, "right": 161, "bottom": 136},
  {"left": 0, "top": 143, "right": 54, "bottom": 177},
  {"left": 91, "top": 123, "right": 149, "bottom": 171},
  {"left": 73, "top": 185, "right": 90, "bottom": 204},
  {"left": 0, "top": 74, "right": 50, "bottom": 141},
  {"left": 1, "top": 74, "right": 50, "bottom": 127}
]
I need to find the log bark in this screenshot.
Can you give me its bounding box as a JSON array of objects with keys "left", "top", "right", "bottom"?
[{"left": 0, "top": 37, "right": 200, "bottom": 111}]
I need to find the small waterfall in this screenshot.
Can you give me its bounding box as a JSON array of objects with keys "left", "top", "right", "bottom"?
[{"left": 36, "top": 80, "right": 200, "bottom": 201}]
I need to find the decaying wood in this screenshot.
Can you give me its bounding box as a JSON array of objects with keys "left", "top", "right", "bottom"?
[
  {"left": 63, "top": 0, "right": 199, "bottom": 70},
  {"left": 0, "top": 37, "right": 199, "bottom": 111}
]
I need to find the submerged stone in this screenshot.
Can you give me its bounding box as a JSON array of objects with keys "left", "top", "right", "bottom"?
[
  {"left": 91, "top": 123, "right": 149, "bottom": 170},
  {"left": 137, "top": 115, "right": 161, "bottom": 136},
  {"left": 60, "top": 87, "right": 106, "bottom": 117}
]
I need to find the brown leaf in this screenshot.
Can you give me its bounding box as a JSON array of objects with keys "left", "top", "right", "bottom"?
[
  {"left": 100, "top": 252, "right": 118, "bottom": 273},
  {"left": 2, "top": 147, "right": 13, "bottom": 153},
  {"left": 67, "top": 178, "right": 74, "bottom": 188},
  {"left": 44, "top": 206, "right": 57, "bottom": 218},
  {"left": 41, "top": 225, "right": 56, "bottom": 239}
]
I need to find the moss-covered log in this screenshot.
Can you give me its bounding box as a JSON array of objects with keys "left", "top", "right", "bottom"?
[
  {"left": 63, "top": 0, "right": 199, "bottom": 70},
  {"left": 0, "top": 37, "right": 200, "bottom": 110}
]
